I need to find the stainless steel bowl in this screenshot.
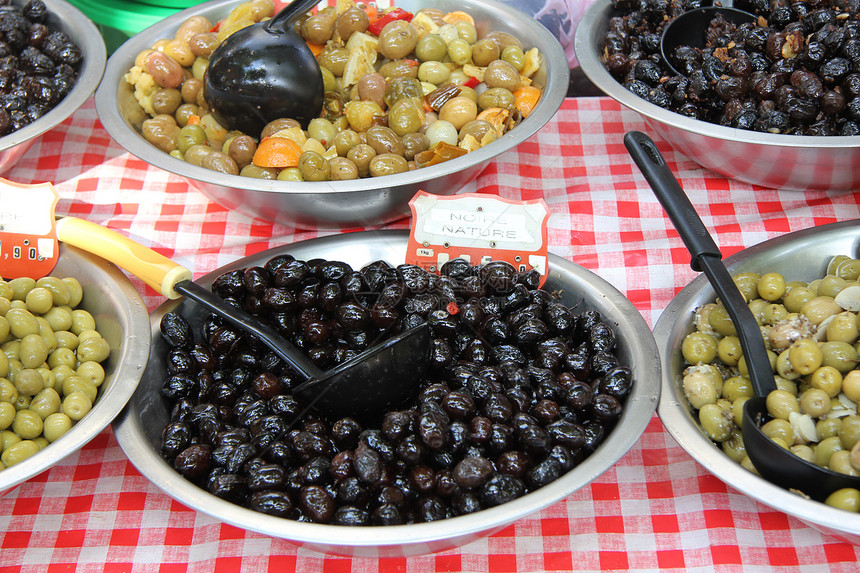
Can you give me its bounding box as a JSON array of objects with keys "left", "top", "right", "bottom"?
[
  {"left": 654, "top": 220, "right": 860, "bottom": 545},
  {"left": 94, "top": 0, "right": 569, "bottom": 229},
  {"left": 0, "top": 244, "right": 151, "bottom": 495},
  {"left": 0, "top": 0, "right": 106, "bottom": 175},
  {"left": 574, "top": 0, "right": 860, "bottom": 192},
  {"left": 113, "top": 230, "right": 660, "bottom": 557}
]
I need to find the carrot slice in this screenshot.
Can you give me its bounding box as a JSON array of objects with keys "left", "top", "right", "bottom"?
[
  {"left": 252, "top": 137, "right": 303, "bottom": 168},
  {"left": 443, "top": 11, "right": 475, "bottom": 25},
  {"left": 513, "top": 86, "right": 541, "bottom": 118},
  {"left": 306, "top": 40, "right": 325, "bottom": 57}
]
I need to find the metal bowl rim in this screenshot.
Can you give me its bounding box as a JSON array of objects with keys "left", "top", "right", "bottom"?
[
  {"left": 654, "top": 219, "right": 860, "bottom": 537},
  {"left": 114, "top": 229, "right": 660, "bottom": 548},
  {"left": 574, "top": 0, "right": 860, "bottom": 150},
  {"left": 94, "top": 0, "right": 570, "bottom": 196}
]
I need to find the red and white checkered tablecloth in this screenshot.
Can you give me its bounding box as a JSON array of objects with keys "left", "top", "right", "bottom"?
[{"left": 1, "top": 96, "right": 859, "bottom": 572}]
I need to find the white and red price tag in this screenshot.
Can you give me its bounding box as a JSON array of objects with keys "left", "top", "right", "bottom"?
[{"left": 406, "top": 190, "right": 551, "bottom": 286}]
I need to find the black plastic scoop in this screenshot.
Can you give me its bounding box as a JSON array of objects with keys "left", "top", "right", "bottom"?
[
  {"left": 624, "top": 131, "right": 860, "bottom": 502},
  {"left": 50, "top": 217, "right": 431, "bottom": 420},
  {"left": 661, "top": 3, "right": 756, "bottom": 76},
  {"left": 203, "top": 0, "right": 324, "bottom": 136}
]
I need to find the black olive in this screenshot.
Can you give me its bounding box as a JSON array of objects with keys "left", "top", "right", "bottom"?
[
  {"left": 250, "top": 490, "right": 294, "bottom": 517},
  {"left": 480, "top": 473, "right": 525, "bottom": 507}
]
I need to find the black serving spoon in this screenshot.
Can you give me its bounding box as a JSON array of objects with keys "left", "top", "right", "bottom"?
[
  {"left": 50, "top": 217, "right": 431, "bottom": 420},
  {"left": 203, "top": 0, "right": 324, "bottom": 136},
  {"left": 660, "top": 2, "right": 756, "bottom": 76},
  {"left": 624, "top": 131, "right": 860, "bottom": 501}
]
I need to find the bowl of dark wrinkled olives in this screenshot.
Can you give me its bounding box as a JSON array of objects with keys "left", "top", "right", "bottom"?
[
  {"left": 94, "top": 0, "right": 569, "bottom": 229},
  {"left": 0, "top": 244, "right": 150, "bottom": 496},
  {"left": 655, "top": 220, "right": 860, "bottom": 545},
  {"left": 0, "top": 0, "right": 106, "bottom": 175},
  {"left": 112, "top": 230, "right": 660, "bottom": 557},
  {"left": 575, "top": 0, "right": 860, "bottom": 191}
]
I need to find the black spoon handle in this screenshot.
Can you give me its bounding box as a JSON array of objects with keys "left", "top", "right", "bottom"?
[
  {"left": 174, "top": 280, "right": 325, "bottom": 380},
  {"left": 266, "top": 0, "right": 320, "bottom": 31},
  {"left": 623, "top": 131, "right": 776, "bottom": 397}
]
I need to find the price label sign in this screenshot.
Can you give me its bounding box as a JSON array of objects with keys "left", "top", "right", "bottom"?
[
  {"left": 406, "top": 191, "right": 551, "bottom": 286},
  {"left": 0, "top": 179, "right": 59, "bottom": 279}
]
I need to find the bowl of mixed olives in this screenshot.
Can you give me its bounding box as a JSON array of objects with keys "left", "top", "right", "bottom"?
[
  {"left": 0, "top": 0, "right": 106, "bottom": 175},
  {"left": 575, "top": 0, "right": 860, "bottom": 191},
  {"left": 94, "top": 0, "right": 569, "bottom": 229},
  {"left": 654, "top": 220, "right": 860, "bottom": 544},
  {"left": 112, "top": 230, "right": 660, "bottom": 556},
  {"left": 0, "top": 244, "right": 150, "bottom": 495}
]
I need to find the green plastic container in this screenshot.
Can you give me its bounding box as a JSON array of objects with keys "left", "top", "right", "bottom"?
[{"left": 66, "top": 0, "right": 203, "bottom": 53}]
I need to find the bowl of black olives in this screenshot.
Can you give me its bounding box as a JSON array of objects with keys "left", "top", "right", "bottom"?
[
  {"left": 113, "top": 230, "right": 660, "bottom": 556},
  {"left": 0, "top": 244, "right": 150, "bottom": 495},
  {"left": 575, "top": 0, "right": 860, "bottom": 192},
  {"left": 654, "top": 220, "right": 860, "bottom": 544},
  {"left": 94, "top": 0, "right": 570, "bottom": 229},
  {"left": 0, "top": 0, "right": 106, "bottom": 175}
]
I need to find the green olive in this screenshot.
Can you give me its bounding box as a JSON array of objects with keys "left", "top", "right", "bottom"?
[
  {"left": 43, "top": 412, "right": 72, "bottom": 443},
  {"left": 681, "top": 332, "right": 718, "bottom": 364},
  {"left": 810, "top": 365, "right": 843, "bottom": 398},
  {"left": 8, "top": 277, "right": 36, "bottom": 301},
  {"left": 826, "top": 312, "right": 859, "bottom": 344},
  {"left": 818, "top": 417, "right": 843, "bottom": 440},
  {"left": 0, "top": 378, "right": 16, "bottom": 403},
  {"left": 799, "top": 387, "right": 831, "bottom": 418},
  {"left": 820, "top": 341, "right": 859, "bottom": 373},
  {"left": 757, "top": 272, "right": 786, "bottom": 301},
  {"left": 76, "top": 362, "right": 105, "bottom": 388},
  {"left": 825, "top": 488, "right": 860, "bottom": 512},
  {"left": 14, "top": 368, "right": 44, "bottom": 397},
  {"left": 682, "top": 369, "right": 718, "bottom": 409},
  {"left": 721, "top": 375, "right": 754, "bottom": 402},
  {"left": 48, "top": 347, "right": 77, "bottom": 370},
  {"left": 297, "top": 150, "right": 331, "bottom": 182},
  {"left": 788, "top": 338, "right": 823, "bottom": 375},
  {"left": 765, "top": 388, "right": 799, "bottom": 420},
  {"left": 276, "top": 167, "right": 303, "bottom": 181},
  {"left": 839, "top": 415, "right": 860, "bottom": 450},
  {"left": 699, "top": 403, "right": 733, "bottom": 442},
  {"left": 0, "top": 401, "right": 14, "bottom": 430},
  {"left": 762, "top": 418, "right": 794, "bottom": 444},
  {"left": 70, "top": 309, "right": 96, "bottom": 335},
  {"left": 54, "top": 331, "right": 78, "bottom": 351},
  {"left": 783, "top": 286, "right": 816, "bottom": 313},
  {"left": 29, "top": 387, "right": 60, "bottom": 420},
  {"left": 1, "top": 439, "right": 38, "bottom": 467},
  {"left": 6, "top": 308, "right": 40, "bottom": 339},
  {"left": 722, "top": 430, "right": 747, "bottom": 462},
  {"left": 62, "top": 390, "right": 92, "bottom": 421},
  {"left": 815, "top": 435, "right": 845, "bottom": 467},
  {"left": 501, "top": 45, "right": 525, "bottom": 71},
  {"left": 446, "top": 38, "right": 472, "bottom": 66},
  {"left": 24, "top": 286, "right": 54, "bottom": 315},
  {"left": 12, "top": 409, "right": 43, "bottom": 440},
  {"left": 43, "top": 306, "right": 73, "bottom": 332},
  {"left": 733, "top": 272, "right": 761, "bottom": 302},
  {"left": 62, "top": 376, "right": 98, "bottom": 405},
  {"left": 415, "top": 34, "right": 447, "bottom": 62},
  {"left": 18, "top": 334, "right": 48, "bottom": 370},
  {"left": 76, "top": 336, "right": 111, "bottom": 364},
  {"left": 707, "top": 304, "right": 737, "bottom": 336}
]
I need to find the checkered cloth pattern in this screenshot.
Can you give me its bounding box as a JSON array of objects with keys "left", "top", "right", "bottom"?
[{"left": 0, "top": 96, "right": 859, "bottom": 572}]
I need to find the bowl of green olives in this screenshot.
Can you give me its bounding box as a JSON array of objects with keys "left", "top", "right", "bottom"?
[
  {"left": 654, "top": 220, "right": 860, "bottom": 544},
  {"left": 0, "top": 244, "right": 150, "bottom": 495},
  {"left": 94, "top": 0, "right": 569, "bottom": 229},
  {"left": 0, "top": 0, "right": 106, "bottom": 176},
  {"left": 575, "top": 0, "right": 860, "bottom": 191}
]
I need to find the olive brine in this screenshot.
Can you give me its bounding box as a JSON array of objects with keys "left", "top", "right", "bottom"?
[{"left": 158, "top": 256, "right": 633, "bottom": 525}]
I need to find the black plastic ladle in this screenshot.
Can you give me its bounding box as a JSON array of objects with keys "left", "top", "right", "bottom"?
[
  {"left": 624, "top": 131, "right": 860, "bottom": 501},
  {"left": 51, "top": 217, "right": 431, "bottom": 420},
  {"left": 661, "top": 3, "right": 756, "bottom": 76},
  {"left": 203, "top": 0, "right": 324, "bottom": 136}
]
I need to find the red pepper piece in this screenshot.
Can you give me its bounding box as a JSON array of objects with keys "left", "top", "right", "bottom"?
[
  {"left": 462, "top": 76, "right": 480, "bottom": 89},
  {"left": 368, "top": 7, "right": 414, "bottom": 36}
]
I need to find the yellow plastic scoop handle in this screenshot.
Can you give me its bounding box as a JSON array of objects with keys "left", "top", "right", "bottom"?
[{"left": 54, "top": 217, "right": 192, "bottom": 299}]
